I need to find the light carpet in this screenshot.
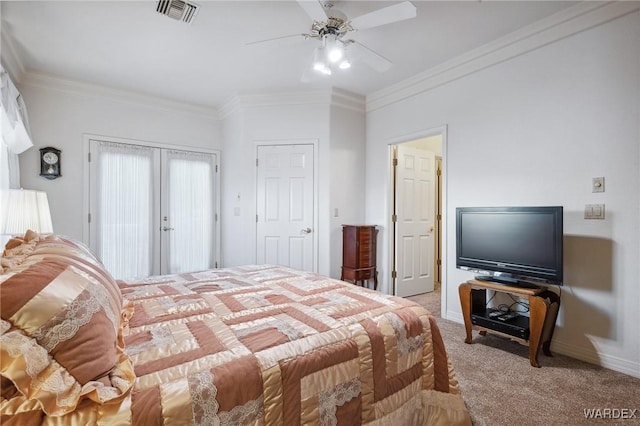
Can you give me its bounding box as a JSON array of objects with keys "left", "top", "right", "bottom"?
[{"left": 408, "top": 291, "right": 640, "bottom": 425}]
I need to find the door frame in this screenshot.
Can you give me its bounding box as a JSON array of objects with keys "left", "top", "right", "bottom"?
[
  {"left": 254, "top": 138, "right": 319, "bottom": 272},
  {"left": 82, "top": 133, "right": 221, "bottom": 272},
  {"left": 386, "top": 125, "right": 448, "bottom": 309}
]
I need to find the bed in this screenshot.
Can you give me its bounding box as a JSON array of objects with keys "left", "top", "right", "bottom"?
[{"left": 1, "top": 232, "right": 470, "bottom": 425}]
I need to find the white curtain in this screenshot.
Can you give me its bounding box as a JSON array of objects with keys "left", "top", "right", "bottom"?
[
  {"left": 1, "top": 64, "right": 33, "bottom": 190},
  {"left": 166, "top": 150, "right": 214, "bottom": 273},
  {"left": 97, "top": 141, "right": 154, "bottom": 279}
]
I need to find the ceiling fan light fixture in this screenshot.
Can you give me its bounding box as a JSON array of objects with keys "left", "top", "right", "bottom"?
[
  {"left": 312, "top": 47, "right": 332, "bottom": 75},
  {"left": 338, "top": 58, "right": 351, "bottom": 70},
  {"left": 319, "top": 66, "right": 332, "bottom": 76},
  {"left": 337, "top": 43, "right": 351, "bottom": 69},
  {"left": 327, "top": 46, "right": 343, "bottom": 63},
  {"left": 314, "top": 61, "right": 332, "bottom": 75},
  {"left": 326, "top": 37, "right": 344, "bottom": 63}
]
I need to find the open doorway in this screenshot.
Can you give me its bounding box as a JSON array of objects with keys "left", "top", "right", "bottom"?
[{"left": 389, "top": 133, "right": 443, "bottom": 298}]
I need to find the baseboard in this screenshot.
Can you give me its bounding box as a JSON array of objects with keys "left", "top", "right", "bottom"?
[
  {"left": 444, "top": 311, "right": 464, "bottom": 325},
  {"left": 551, "top": 341, "right": 640, "bottom": 379},
  {"left": 443, "top": 309, "right": 640, "bottom": 379}
]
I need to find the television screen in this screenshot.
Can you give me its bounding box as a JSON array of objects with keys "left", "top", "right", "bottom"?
[{"left": 456, "top": 206, "right": 563, "bottom": 286}]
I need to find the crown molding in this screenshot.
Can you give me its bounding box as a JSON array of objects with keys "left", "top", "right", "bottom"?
[
  {"left": 20, "top": 70, "right": 219, "bottom": 119},
  {"left": 367, "top": 1, "right": 640, "bottom": 112},
  {"left": 330, "top": 88, "right": 366, "bottom": 112},
  {"left": 220, "top": 87, "right": 365, "bottom": 119}
]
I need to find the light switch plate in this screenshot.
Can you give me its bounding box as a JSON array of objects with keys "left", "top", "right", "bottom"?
[
  {"left": 585, "top": 204, "right": 605, "bottom": 219},
  {"left": 592, "top": 177, "right": 605, "bottom": 193}
]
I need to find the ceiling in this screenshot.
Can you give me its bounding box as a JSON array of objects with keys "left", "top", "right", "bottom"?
[{"left": 1, "top": 1, "right": 579, "bottom": 109}]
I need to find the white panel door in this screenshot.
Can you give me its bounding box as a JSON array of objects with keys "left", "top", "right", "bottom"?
[
  {"left": 256, "top": 144, "right": 314, "bottom": 271},
  {"left": 396, "top": 145, "right": 435, "bottom": 297}
]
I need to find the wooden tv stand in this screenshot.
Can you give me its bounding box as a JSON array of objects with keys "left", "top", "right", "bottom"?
[{"left": 459, "top": 279, "right": 561, "bottom": 368}]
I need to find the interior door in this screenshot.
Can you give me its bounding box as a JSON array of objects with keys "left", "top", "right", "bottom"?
[
  {"left": 256, "top": 144, "right": 315, "bottom": 271},
  {"left": 88, "top": 139, "right": 219, "bottom": 279},
  {"left": 395, "top": 144, "right": 436, "bottom": 297}
]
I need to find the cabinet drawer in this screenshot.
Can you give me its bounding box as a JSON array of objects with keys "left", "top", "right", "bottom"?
[
  {"left": 358, "top": 251, "right": 372, "bottom": 266},
  {"left": 342, "top": 225, "right": 378, "bottom": 269},
  {"left": 341, "top": 267, "right": 375, "bottom": 282}
]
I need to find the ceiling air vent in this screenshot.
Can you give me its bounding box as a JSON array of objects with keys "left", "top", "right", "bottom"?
[{"left": 156, "top": 0, "right": 199, "bottom": 24}]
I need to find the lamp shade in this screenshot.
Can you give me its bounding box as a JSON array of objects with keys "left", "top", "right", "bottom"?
[{"left": 0, "top": 189, "right": 53, "bottom": 235}]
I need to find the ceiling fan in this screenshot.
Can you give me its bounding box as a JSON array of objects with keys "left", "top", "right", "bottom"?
[{"left": 247, "top": 0, "right": 417, "bottom": 77}]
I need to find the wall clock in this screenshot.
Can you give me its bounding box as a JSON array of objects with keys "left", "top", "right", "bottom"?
[{"left": 39, "top": 147, "right": 61, "bottom": 180}]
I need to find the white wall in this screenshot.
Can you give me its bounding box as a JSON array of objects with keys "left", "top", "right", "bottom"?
[
  {"left": 365, "top": 11, "right": 640, "bottom": 377},
  {"left": 330, "top": 105, "right": 366, "bottom": 278},
  {"left": 12, "top": 75, "right": 366, "bottom": 279},
  {"left": 220, "top": 90, "right": 366, "bottom": 277},
  {"left": 16, "top": 75, "right": 221, "bottom": 241},
  {"left": 220, "top": 96, "right": 329, "bottom": 272}
]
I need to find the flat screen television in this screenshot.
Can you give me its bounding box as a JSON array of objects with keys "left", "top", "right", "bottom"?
[{"left": 456, "top": 206, "right": 563, "bottom": 286}]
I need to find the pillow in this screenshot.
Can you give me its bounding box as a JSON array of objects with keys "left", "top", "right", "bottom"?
[
  {"left": 0, "top": 229, "right": 40, "bottom": 273},
  {"left": 0, "top": 232, "right": 135, "bottom": 416}
]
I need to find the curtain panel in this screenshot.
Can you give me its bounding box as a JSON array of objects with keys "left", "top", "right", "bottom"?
[
  {"left": 165, "top": 149, "right": 215, "bottom": 273},
  {"left": 1, "top": 65, "right": 33, "bottom": 190},
  {"left": 96, "top": 141, "right": 155, "bottom": 279}
]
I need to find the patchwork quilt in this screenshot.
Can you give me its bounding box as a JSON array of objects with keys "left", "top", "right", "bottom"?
[
  {"left": 116, "top": 265, "right": 470, "bottom": 425},
  {"left": 1, "top": 233, "right": 470, "bottom": 425}
]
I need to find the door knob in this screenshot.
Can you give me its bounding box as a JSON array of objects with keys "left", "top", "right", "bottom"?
[
  {"left": 162, "top": 226, "right": 175, "bottom": 231},
  {"left": 302, "top": 227, "right": 312, "bottom": 234}
]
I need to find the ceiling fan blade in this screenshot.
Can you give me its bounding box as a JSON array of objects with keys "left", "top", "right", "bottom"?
[
  {"left": 245, "top": 33, "right": 304, "bottom": 46},
  {"left": 348, "top": 40, "right": 393, "bottom": 72},
  {"left": 296, "top": 0, "right": 327, "bottom": 23},
  {"left": 349, "top": 1, "right": 416, "bottom": 31}
]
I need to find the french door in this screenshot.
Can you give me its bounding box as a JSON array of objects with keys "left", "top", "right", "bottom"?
[{"left": 87, "top": 139, "right": 219, "bottom": 279}]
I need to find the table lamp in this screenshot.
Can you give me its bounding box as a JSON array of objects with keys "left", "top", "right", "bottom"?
[{"left": 0, "top": 189, "right": 53, "bottom": 237}]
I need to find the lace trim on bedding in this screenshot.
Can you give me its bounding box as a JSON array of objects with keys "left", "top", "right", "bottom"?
[
  {"left": 187, "top": 280, "right": 236, "bottom": 291},
  {"left": 158, "top": 295, "right": 204, "bottom": 315},
  {"left": 386, "top": 312, "right": 424, "bottom": 356},
  {"left": 243, "top": 293, "right": 272, "bottom": 307},
  {"left": 125, "top": 325, "right": 174, "bottom": 356},
  {"left": 4, "top": 326, "right": 53, "bottom": 378},
  {"left": 319, "top": 378, "right": 361, "bottom": 426},
  {"left": 32, "top": 272, "right": 117, "bottom": 351},
  {"left": 273, "top": 320, "right": 305, "bottom": 341},
  {"left": 218, "top": 395, "right": 264, "bottom": 425},
  {"left": 313, "top": 294, "right": 353, "bottom": 310},
  {"left": 2, "top": 325, "right": 80, "bottom": 407},
  {"left": 95, "top": 366, "right": 131, "bottom": 400},
  {"left": 233, "top": 318, "right": 304, "bottom": 341},
  {"left": 189, "top": 370, "right": 220, "bottom": 426},
  {"left": 1, "top": 319, "right": 10, "bottom": 334},
  {"left": 158, "top": 296, "right": 179, "bottom": 314}
]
